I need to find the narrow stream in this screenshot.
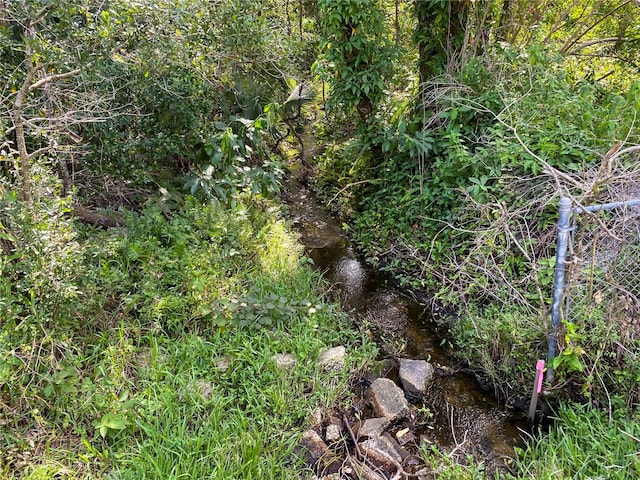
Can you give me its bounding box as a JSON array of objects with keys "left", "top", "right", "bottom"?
[{"left": 283, "top": 164, "right": 527, "bottom": 472}]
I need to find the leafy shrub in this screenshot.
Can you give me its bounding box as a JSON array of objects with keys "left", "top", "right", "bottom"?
[
  {"left": 0, "top": 172, "right": 113, "bottom": 439},
  {"left": 315, "top": 0, "right": 396, "bottom": 122},
  {"left": 211, "top": 289, "right": 325, "bottom": 330},
  {"left": 0, "top": 169, "right": 89, "bottom": 329},
  {"left": 185, "top": 116, "right": 284, "bottom": 204},
  {"left": 449, "top": 303, "right": 548, "bottom": 404}
]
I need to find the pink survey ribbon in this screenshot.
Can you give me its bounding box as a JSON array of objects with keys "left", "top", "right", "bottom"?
[{"left": 535, "top": 360, "right": 545, "bottom": 393}]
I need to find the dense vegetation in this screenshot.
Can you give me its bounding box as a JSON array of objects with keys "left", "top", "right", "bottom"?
[
  {"left": 0, "top": 1, "right": 375, "bottom": 478},
  {"left": 1, "top": 0, "right": 640, "bottom": 478},
  {"left": 315, "top": 0, "right": 640, "bottom": 401},
  {"left": 313, "top": 0, "right": 640, "bottom": 478}
]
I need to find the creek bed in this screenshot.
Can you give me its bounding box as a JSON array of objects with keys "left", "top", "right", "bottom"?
[{"left": 283, "top": 167, "right": 527, "bottom": 474}]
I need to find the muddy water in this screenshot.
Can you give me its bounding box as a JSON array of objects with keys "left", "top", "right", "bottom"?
[{"left": 284, "top": 166, "right": 527, "bottom": 470}]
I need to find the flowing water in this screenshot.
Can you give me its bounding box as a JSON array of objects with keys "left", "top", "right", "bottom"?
[{"left": 283, "top": 163, "right": 527, "bottom": 471}]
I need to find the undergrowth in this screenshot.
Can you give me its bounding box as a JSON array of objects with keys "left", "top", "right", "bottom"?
[
  {"left": 315, "top": 45, "right": 640, "bottom": 407},
  {"left": 0, "top": 185, "right": 376, "bottom": 478}
]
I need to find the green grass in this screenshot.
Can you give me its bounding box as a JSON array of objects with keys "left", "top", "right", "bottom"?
[
  {"left": 0, "top": 194, "right": 377, "bottom": 479},
  {"left": 503, "top": 403, "right": 640, "bottom": 480},
  {"left": 418, "top": 445, "right": 488, "bottom": 480},
  {"left": 448, "top": 302, "right": 548, "bottom": 405}
]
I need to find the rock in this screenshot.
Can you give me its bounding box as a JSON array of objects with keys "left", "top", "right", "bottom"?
[
  {"left": 358, "top": 417, "right": 390, "bottom": 439},
  {"left": 318, "top": 346, "right": 346, "bottom": 370},
  {"left": 382, "top": 432, "right": 410, "bottom": 460},
  {"left": 325, "top": 424, "right": 342, "bottom": 443},
  {"left": 359, "top": 437, "right": 403, "bottom": 473},
  {"left": 297, "top": 430, "right": 341, "bottom": 474},
  {"left": 194, "top": 379, "right": 215, "bottom": 401},
  {"left": 395, "top": 427, "right": 416, "bottom": 446},
  {"left": 311, "top": 407, "right": 324, "bottom": 427},
  {"left": 272, "top": 353, "right": 297, "bottom": 370},
  {"left": 399, "top": 359, "right": 434, "bottom": 396},
  {"left": 369, "top": 378, "right": 410, "bottom": 420},
  {"left": 298, "top": 430, "right": 327, "bottom": 462}
]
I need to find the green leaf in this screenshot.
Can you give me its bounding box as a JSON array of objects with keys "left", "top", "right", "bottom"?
[
  {"left": 93, "top": 413, "right": 129, "bottom": 438},
  {"left": 104, "top": 417, "right": 127, "bottom": 430}
]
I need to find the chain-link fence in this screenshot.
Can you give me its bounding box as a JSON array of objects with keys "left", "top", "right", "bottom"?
[{"left": 547, "top": 198, "right": 640, "bottom": 380}]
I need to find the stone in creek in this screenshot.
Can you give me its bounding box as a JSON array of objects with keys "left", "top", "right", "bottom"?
[
  {"left": 317, "top": 346, "right": 346, "bottom": 370},
  {"left": 297, "top": 430, "right": 341, "bottom": 474},
  {"left": 369, "top": 378, "right": 410, "bottom": 421},
  {"left": 399, "top": 358, "right": 434, "bottom": 396},
  {"left": 359, "top": 437, "right": 403, "bottom": 473},
  {"left": 358, "top": 417, "right": 390, "bottom": 439}
]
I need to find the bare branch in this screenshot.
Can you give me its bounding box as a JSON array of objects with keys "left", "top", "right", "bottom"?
[
  {"left": 543, "top": 0, "right": 595, "bottom": 44},
  {"left": 567, "top": 36, "right": 633, "bottom": 54},
  {"left": 27, "top": 145, "right": 54, "bottom": 160},
  {"left": 560, "top": 1, "right": 632, "bottom": 54},
  {"left": 28, "top": 68, "right": 84, "bottom": 93}
]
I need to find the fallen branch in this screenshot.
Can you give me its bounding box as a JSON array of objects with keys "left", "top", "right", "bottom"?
[{"left": 72, "top": 204, "right": 124, "bottom": 229}]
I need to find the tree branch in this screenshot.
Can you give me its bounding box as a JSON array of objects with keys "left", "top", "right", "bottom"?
[
  {"left": 28, "top": 67, "right": 84, "bottom": 93},
  {"left": 567, "top": 36, "right": 633, "bottom": 54},
  {"left": 27, "top": 145, "right": 53, "bottom": 160},
  {"left": 560, "top": 1, "right": 632, "bottom": 54}
]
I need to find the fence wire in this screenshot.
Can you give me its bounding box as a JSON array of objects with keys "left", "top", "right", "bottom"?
[{"left": 564, "top": 201, "right": 640, "bottom": 342}]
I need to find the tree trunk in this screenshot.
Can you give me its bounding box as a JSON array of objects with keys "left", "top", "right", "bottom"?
[
  {"left": 0, "top": 0, "right": 8, "bottom": 27},
  {"left": 13, "top": 76, "right": 34, "bottom": 207},
  {"left": 58, "top": 159, "right": 73, "bottom": 196},
  {"left": 299, "top": 0, "right": 303, "bottom": 41},
  {"left": 12, "top": 17, "right": 36, "bottom": 207},
  {"left": 285, "top": 0, "right": 291, "bottom": 35},
  {"left": 414, "top": 0, "right": 470, "bottom": 82},
  {"left": 395, "top": 0, "right": 400, "bottom": 45},
  {"left": 43, "top": 82, "right": 74, "bottom": 196},
  {"left": 496, "top": 0, "right": 513, "bottom": 42}
]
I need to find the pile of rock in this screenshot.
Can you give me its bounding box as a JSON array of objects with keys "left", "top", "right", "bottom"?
[{"left": 297, "top": 352, "right": 436, "bottom": 480}]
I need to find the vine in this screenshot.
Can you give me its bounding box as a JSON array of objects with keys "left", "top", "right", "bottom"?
[{"left": 315, "top": 0, "right": 394, "bottom": 123}]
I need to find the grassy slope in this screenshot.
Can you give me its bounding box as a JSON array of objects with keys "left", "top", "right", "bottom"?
[{"left": 0, "top": 195, "right": 376, "bottom": 479}]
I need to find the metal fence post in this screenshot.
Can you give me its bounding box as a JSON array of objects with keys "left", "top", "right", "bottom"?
[{"left": 546, "top": 197, "right": 572, "bottom": 383}]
